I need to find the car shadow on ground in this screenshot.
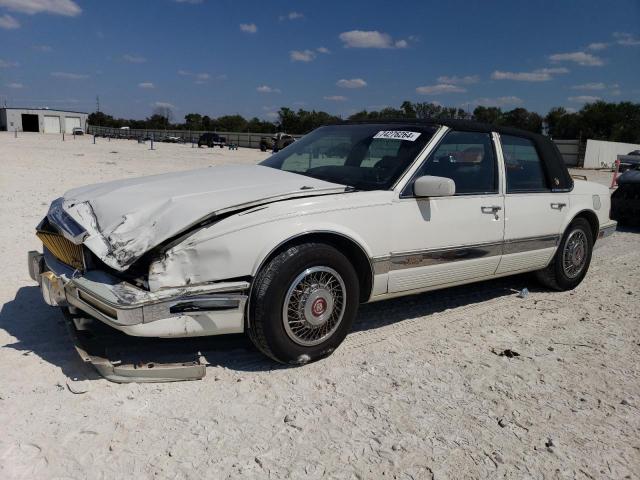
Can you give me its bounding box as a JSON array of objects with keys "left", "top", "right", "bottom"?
[
  {"left": 0, "top": 286, "right": 102, "bottom": 381},
  {"left": 1, "top": 275, "right": 533, "bottom": 381}
]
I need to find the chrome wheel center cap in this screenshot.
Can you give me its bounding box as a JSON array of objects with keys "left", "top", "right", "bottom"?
[{"left": 304, "top": 288, "right": 334, "bottom": 326}]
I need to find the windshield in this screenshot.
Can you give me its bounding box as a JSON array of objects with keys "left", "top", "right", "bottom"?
[{"left": 260, "top": 124, "right": 437, "bottom": 190}]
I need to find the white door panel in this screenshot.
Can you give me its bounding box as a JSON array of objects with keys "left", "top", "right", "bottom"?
[
  {"left": 503, "top": 193, "right": 569, "bottom": 240},
  {"left": 389, "top": 195, "right": 504, "bottom": 292}
]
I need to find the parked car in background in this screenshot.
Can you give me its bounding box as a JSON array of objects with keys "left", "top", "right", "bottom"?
[
  {"left": 259, "top": 136, "right": 273, "bottom": 152},
  {"left": 28, "top": 120, "right": 615, "bottom": 365},
  {"left": 272, "top": 133, "right": 295, "bottom": 153},
  {"left": 617, "top": 150, "right": 640, "bottom": 172},
  {"left": 198, "top": 133, "right": 227, "bottom": 148},
  {"left": 260, "top": 134, "right": 296, "bottom": 152},
  {"left": 72, "top": 127, "right": 84, "bottom": 136}
]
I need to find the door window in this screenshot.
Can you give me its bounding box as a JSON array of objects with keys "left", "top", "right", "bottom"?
[
  {"left": 408, "top": 130, "right": 498, "bottom": 195},
  {"left": 501, "top": 135, "right": 548, "bottom": 193}
]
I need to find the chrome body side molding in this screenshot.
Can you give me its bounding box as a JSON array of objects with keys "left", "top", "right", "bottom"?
[{"left": 372, "top": 234, "right": 561, "bottom": 274}]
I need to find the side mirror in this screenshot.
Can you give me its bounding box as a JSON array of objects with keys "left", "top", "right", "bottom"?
[{"left": 413, "top": 175, "right": 456, "bottom": 197}]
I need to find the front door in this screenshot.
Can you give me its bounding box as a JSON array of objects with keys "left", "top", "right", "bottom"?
[
  {"left": 497, "top": 134, "right": 569, "bottom": 274},
  {"left": 388, "top": 129, "right": 505, "bottom": 293}
]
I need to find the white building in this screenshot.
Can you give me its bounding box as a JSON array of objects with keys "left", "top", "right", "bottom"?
[{"left": 0, "top": 107, "right": 88, "bottom": 133}]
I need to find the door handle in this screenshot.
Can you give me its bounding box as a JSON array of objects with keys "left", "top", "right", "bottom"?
[
  {"left": 481, "top": 205, "right": 502, "bottom": 214},
  {"left": 550, "top": 202, "right": 567, "bottom": 210}
]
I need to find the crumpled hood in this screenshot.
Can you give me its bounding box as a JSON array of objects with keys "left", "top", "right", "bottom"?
[{"left": 60, "top": 164, "right": 344, "bottom": 271}]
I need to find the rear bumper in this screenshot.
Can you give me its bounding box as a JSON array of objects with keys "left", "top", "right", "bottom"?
[{"left": 28, "top": 250, "right": 248, "bottom": 338}]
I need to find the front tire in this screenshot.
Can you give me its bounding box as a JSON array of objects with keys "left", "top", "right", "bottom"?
[
  {"left": 535, "top": 218, "right": 593, "bottom": 291},
  {"left": 247, "top": 243, "right": 360, "bottom": 364}
]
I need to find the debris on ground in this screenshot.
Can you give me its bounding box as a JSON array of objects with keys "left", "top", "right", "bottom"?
[
  {"left": 491, "top": 348, "right": 520, "bottom": 358},
  {"left": 517, "top": 288, "right": 529, "bottom": 299}
]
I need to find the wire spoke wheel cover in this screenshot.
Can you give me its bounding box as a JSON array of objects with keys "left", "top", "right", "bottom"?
[
  {"left": 562, "top": 229, "right": 588, "bottom": 278},
  {"left": 282, "top": 266, "right": 347, "bottom": 347}
]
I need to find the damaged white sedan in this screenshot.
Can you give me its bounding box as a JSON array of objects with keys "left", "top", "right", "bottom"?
[{"left": 29, "top": 120, "right": 616, "bottom": 364}]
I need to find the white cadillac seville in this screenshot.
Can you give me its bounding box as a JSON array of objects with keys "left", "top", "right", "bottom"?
[{"left": 29, "top": 120, "right": 616, "bottom": 364}]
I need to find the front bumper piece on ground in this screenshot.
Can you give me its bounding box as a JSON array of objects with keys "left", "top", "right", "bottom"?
[{"left": 28, "top": 249, "right": 250, "bottom": 383}]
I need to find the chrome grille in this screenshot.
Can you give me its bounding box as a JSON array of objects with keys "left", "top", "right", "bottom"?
[{"left": 37, "top": 231, "right": 84, "bottom": 270}]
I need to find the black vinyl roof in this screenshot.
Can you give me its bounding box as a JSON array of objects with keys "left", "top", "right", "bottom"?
[{"left": 343, "top": 118, "right": 574, "bottom": 192}]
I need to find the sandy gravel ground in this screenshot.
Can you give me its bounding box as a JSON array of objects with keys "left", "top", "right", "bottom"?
[{"left": 1, "top": 132, "right": 639, "bottom": 479}]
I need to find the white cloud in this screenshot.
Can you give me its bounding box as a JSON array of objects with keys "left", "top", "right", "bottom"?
[
  {"left": 549, "top": 51, "right": 603, "bottom": 66},
  {"left": 339, "top": 30, "right": 408, "bottom": 49},
  {"left": 6, "top": 82, "right": 23, "bottom": 88},
  {"left": 152, "top": 101, "right": 175, "bottom": 109},
  {"left": 50, "top": 71, "right": 88, "bottom": 79},
  {"left": 0, "top": 0, "right": 81, "bottom": 16},
  {"left": 123, "top": 54, "right": 146, "bottom": 63},
  {"left": 279, "top": 11, "right": 303, "bottom": 21},
  {"left": 568, "top": 95, "right": 601, "bottom": 103},
  {"left": 290, "top": 49, "right": 316, "bottom": 62},
  {"left": 32, "top": 44, "right": 52, "bottom": 52},
  {"left": 491, "top": 70, "right": 551, "bottom": 81},
  {"left": 587, "top": 42, "right": 608, "bottom": 51},
  {"left": 437, "top": 75, "right": 479, "bottom": 85},
  {"left": 416, "top": 84, "right": 466, "bottom": 95},
  {"left": 337, "top": 78, "right": 367, "bottom": 88},
  {"left": 138, "top": 82, "right": 155, "bottom": 89},
  {"left": 257, "top": 85, "right": 280, "bottom": 93},
  {"left": 535, "top": 67, "right": 569, "bottom": 75},
  {"left": 0, "top": 58, "right": 18, "bottom": 68},
  {"left": 614, "top": 32, "right": 640, "bottom": 46},
  {"left": 265, "top": 111, "right": 279, "bottom": 119},
  {"left": 324, "top": 95, "right": 347, "bottom": 101},
  {"left": 471, "top": 96, "right": 523, "bottom": 107},
  {"left": 240, "top": 23, "right": 257, "bottom": 33},
  {"left": 570, "top": 82, "right": 606, "bottom": 91},
  {"left": 0, "top": 14, "right": 19, "bottom": 29},
  {"left": 177, "top": 69, "right": 191, "bottom": 76},
  {"left": 316, "top": 46, "right": 330, "bottom": 54},
  {"left": 194, "top": 72, "right": 211, "bottom": 84}
]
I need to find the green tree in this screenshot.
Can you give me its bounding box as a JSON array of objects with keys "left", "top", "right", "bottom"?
[
  {"left": 184, "top": 113, "right": 203, "bottom": 131},
  {"left": 472, "top": 106, "right": 503, "bottom": 124}
]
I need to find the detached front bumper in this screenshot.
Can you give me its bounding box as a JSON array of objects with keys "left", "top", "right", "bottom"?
[{"left": 28, "top": 249, "right": 248, "bottom": 338}]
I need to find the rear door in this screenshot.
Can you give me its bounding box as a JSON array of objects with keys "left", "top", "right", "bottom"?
[
  {"left": 388, "top": 129, "right": 505, "bottom": 293},
  {"left": 497, "top": 134, "right": 569, "bottom": 274}
]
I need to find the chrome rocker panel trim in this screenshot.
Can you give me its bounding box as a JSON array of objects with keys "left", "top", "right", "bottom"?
[{"left": 372, "top": 234, "right": 561, "bottom": 273}]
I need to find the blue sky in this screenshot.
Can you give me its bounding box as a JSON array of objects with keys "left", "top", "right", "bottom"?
[{"left": 1, "top": 0, "right": 639, "bottom": 121}]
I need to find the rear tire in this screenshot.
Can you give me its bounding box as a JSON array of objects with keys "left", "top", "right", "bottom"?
[
  {"left": 535, "top": 218, "right": 593, "bottom": 291},
  {"left": 247, "top": 243, "right": 360, "bottom": 364}
]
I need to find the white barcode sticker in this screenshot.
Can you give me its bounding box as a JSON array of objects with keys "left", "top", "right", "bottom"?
[{"left": 373, "top": 130, "right": 421, "bottom": 141}]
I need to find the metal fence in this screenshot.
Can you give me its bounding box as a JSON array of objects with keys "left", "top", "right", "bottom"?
[
  {"left": 86, "top": 125, "right": 303, "bottom": 149},
  {"left": 87, "top": 124, "right": 586, "bottom": 165}
]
